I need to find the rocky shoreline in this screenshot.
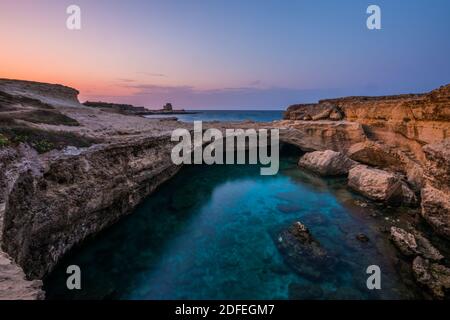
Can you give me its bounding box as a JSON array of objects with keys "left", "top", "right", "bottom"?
[
  {"left": 82, "top": 101, "right": 195, "bottom": 116},
  {"left": 0, "top": 78, "right": 449, "bottom": 299}
]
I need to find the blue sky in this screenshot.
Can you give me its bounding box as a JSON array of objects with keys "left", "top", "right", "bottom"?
[{"left": 2, "top": 0, "right": 449, "bottom": 109}]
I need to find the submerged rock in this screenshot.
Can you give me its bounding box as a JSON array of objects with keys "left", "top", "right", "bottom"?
[
  {"left": 348, "top": 165, "right": 403, "bottom": 204},
  {"left": 355, "top": 233, "right": 370, "bottom": 242},
  {"left": 412, "top": 256, "right": 450, "bottom": 299},
  {"left": 276, "top": 204, "right": 301, "bottom": 214},
  {"left": 288, "top": 283, "right": 324, "bottom": 300},
  {"left": 298, "top": 150, "right": 357, "bottom": 176},
  {"left": 275, "top": 221, "right": 336, "bottom": 280}
]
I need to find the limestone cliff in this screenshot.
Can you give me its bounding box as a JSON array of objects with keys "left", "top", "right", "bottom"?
[
  {"left": 0, "top": 79, "right": 183, "bottom": 290},
  {"left": 284, "top": 85, "right": 450, "bottom": 241},
  {"left": 0, "top": 79, "right": 80, "bottom": 109},
  {"left": 285, "top": 84, "right": 450, "bottom": 161},
  {"left": 2, "top": 137, "right": 180, "bottom": 279}
]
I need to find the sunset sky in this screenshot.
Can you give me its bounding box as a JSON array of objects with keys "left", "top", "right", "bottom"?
[{"left": 1, "top": 0, "right": 449, "bottom": 109}]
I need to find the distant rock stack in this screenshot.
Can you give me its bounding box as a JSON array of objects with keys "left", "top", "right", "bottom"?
[{"left": 163, "top": 103, "right": 173, "bottom": 112}]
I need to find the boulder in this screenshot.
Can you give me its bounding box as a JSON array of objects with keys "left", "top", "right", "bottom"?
[
  {"left": 329, "top": 107, "right": 344, "bottom": 121},
  {"left": 421, "top": 185, "right": 450, "bottom": 239},
  {"left": 347, "top": 141, "right": 403, "bottom": 169},
  {"left": 348, "top": 165, "right": 403, "bottom": 204},
  {"left": 390, "top": 227, "right": 418, "bottom": 257},
  {"left": 412, "top": 256, "right": 450, "bottom": 299},
  {"left": 298, "top": 150, "right": 357, "bottom": 176},
  {"left": 390, "top": 227, "right": 443, "bottom": 261},
  {"left": 311, "top": 108, "right": 332, "bottom": 121},
  {"left": 413, "top": 232, "right": 444, "bottom": 261},
  {"left": 401, "top": 182, "right": 418, "bottom": 206}
]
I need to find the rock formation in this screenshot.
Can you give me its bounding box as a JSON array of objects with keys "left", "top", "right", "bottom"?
[
  {"left": 0, "top": 79, "right": 184, "bottom": 291},
  {"left": 2, "top": 137, "right": 181, "bottom": 279},
  {"left": 83, "top": 101, "right": 155, "bottom": 115},
  {"left": 347, "top": 141, "right": 403, "bottom": 169},
  {"left": 285, "top": 84, "right": 450, "bottom": 146},
  {"left": 0, "top": 78, "right": 80, "bottom": 108},
  {"left": 390, "top": 227, "right": 448, "bottom": 299},
  {"left": 298, "top": 150, "right": 357, "bottom": 176},
  {"left": 276, "top": 120, "right": 367, "bottom": 153},
  {"left": 420, "top": 139, "right": 450, "bottom": 239},
  {"left": 0, "top": 251, "right": 44, "bottom": 300},
  {"left": 412, "top": 256, "right": 450, "bottom": 299},
  {"left": 421, "top": 185, "right": 450, "bottom": 239},
  {"left": 390, "top": 227, "right": 443, "bottom": 261},
  {"left": 163, "top": 103, "right": 173, "bottom": 111}
]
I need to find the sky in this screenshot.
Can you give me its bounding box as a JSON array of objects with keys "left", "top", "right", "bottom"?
[{"left": 1, "top": 0, "right": 449, "bottom": 110}]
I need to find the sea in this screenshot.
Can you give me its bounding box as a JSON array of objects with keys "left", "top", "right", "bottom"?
[
  {"left": 44, "top": 152, "right": 422, "bottom": 300},
  {"left": 144, "top": 110, "right": 283, "bottom": 122}
]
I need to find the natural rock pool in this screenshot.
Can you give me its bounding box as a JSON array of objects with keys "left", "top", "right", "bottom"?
[{"left": 44, "top": 152, "right": 422, "bottom": 299}]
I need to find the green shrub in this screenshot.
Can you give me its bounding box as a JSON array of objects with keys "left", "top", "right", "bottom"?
[
  {"left": 13, "top": 133, "right": 30, "bottom": 143},
  {"left": 0, "top": 133, "right": 10, "bottom": 147},
  {"left": 33, "top": 139, "right": 54, "bottom": 154}
]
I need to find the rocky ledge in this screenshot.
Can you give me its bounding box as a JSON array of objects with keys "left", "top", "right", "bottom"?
[
  {"left": 0, "top": 204, "right": 44, "bottom": 299},
  {"left": 82, "top": 101, "right": 195, "bottom": 116},
  {"left": 285, "top": 84, "right": 450, "bottom": 146}
]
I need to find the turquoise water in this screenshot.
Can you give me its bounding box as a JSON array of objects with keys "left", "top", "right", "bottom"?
[
  {"left": 144, "top": 110, "right": 283, "bottom": 122},
  {"left": 44, "top": 154, "right": 420, "bottom": 300}
]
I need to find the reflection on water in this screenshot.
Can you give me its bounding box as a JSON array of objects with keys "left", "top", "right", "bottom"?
[{"left": 44, "top": 156, "right": 421, "bottom": 300}]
